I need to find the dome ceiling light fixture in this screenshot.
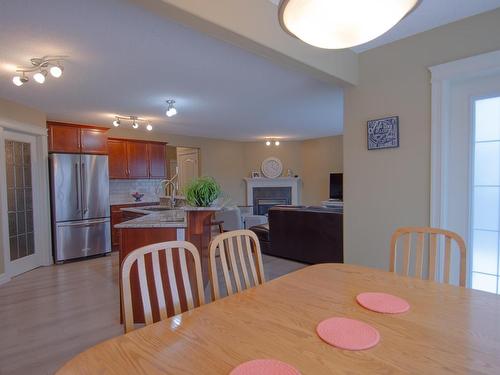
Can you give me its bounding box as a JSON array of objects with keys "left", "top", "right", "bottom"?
[
  {"left": 278, "top": 0, "right": 420, "bottom": 49},
  {"left": 112, "top": 115, "right": 153, "bottom": 131},
  {"left": 12, "top": 55, "right": 66, "bottom": 86}
]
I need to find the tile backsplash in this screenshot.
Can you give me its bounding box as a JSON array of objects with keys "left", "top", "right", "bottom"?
[{"left": 109, "top": 179, "right": 163, "bottom": 205}]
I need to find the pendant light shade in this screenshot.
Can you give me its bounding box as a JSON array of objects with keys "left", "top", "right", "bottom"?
[{"left": 278, "top": 0, "right": 419, "bottom": 49}]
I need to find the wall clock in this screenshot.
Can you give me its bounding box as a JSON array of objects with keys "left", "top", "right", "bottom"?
[{"left": 261, "top": 157, "right": 283, "bottom": 178}]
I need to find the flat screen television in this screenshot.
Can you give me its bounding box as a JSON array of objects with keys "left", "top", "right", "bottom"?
[{"left": 329, "top": 173, "right": 343, "bottom": 200}]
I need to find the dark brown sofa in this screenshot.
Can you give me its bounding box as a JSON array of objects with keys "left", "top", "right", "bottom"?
[{"left": 250, "top": 205, "right": 343, "bottom": 264}]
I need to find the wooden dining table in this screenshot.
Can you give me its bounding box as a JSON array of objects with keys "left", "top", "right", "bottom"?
[{"left": 56, "top": 264, "right": 500, "bottom": 374}]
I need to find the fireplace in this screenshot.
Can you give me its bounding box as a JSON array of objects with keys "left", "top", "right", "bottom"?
[
  {"left": 244, "top": 177, "right": 301, "bottom": 215},
  {"left": 253, "top": 187, "right": 292, "bottom": 215}
]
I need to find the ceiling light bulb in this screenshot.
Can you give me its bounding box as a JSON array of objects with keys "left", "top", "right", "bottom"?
[
  {"left": 49, "top": 65, "right": 63, "bottom": 78},
  {"left": 146, "top": 123, "right": 153, "bottom": 131},
  {"left": 132, "top": 121, "right": 139, "bottom": 129},
  {"left": 275, "top": 140, "right": 280, "bottom": 146},
  {"left": 33, "top": 70, "right": 47, "bottom": 84},
  {"left": 113, "top": 118, "right": 120, "bottom": 127},
  {"left": 279, "top": 0, "right": 419, "bottom": 49},
  {"left": 12, "top": 76, "right": 24, "bottom": 86},
  {"left": 166, "top": 107, "right": 177, "bottom": 117},
  {"left": 266, "top": 141, "right": 271, "bottom": 146}
]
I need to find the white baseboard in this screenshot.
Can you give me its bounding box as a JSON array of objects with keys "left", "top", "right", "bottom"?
[{"left": 0, "top": 272, "right": 11, "bottom": 286}]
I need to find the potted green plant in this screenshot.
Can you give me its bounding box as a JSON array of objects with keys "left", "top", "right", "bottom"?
[{"left": 184, "top": 176, "right": 222, "bottom": 207}]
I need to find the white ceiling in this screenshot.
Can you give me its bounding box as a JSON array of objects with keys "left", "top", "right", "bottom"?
[
  {"left": 269, "top": 0, "right": 500, "bottom": 53},
  {"left": 0, "top": 0, "right": 343, "bottom": 141}
]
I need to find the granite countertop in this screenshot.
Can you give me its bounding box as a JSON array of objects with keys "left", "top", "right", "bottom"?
[
  {"left": 109, "top": 199, "right": 160, "bottom": 206},
  {"left": 115, "top": 206, "right": 222, "bottom": 229},
  {"left": 115, "top": 210, "right": 187, "bottom": 229}
]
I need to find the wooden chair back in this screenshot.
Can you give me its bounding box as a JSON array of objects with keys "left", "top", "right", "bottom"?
[
  {"left": 390, "top": 227, "right": 467, "bottom": 286},
  {"left": 121, "top": 240, "right": 205, "bottom": 333},
  {"left": 209, "top": 229, "right": 266, "bottom": 300}
]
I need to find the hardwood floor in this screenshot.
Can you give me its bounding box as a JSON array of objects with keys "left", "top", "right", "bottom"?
[{"left": 0, "top": 252, "right": 305, "bottom": 375}]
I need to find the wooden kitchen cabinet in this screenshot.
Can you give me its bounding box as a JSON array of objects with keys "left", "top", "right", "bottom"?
[
  {"left": 80, "top": 128, "right": 108, "bottom": 154},
  {"left": 47, "top": 123, "right": 81, "bottom": 153},
  {"left": 148, "top": 142, "right": 167, "bottom": 178},
  {"left": 110, "top": 202, "right": 154, "bottom": 251},
  {"left": 47, "top": 122, "right": 108, "bottom": 154},
  {"left": 108, "top": 139, "right": 128, "bottom": 179},
  {"left": 127, "top": 141, "right": 149, "bottom": 178},
  {"left": 108, "top": 138, "right": 167, "bottom": 179}
]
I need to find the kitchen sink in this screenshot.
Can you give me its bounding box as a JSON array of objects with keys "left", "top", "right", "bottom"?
[{"left": 143, "top": 207, "right": 172, "bottom": 212}]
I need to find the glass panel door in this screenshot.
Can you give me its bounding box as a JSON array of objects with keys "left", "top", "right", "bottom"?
[
  {"left": 5, "top": 140, "right": 35, "bottom": 262},
  {"left": 471, "top": 96, "right": 500, "bottom": 293}
]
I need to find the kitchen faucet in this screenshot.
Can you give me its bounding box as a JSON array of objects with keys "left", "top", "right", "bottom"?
[{"left": 157, "top": 174, "right": 178, "bottom": 208}]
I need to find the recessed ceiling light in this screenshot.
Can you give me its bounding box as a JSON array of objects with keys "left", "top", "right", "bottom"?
[
  {"left": 275, "top": 140, "right": 280, "bottom": 146},
  {"left": 146, "top": 123, "right": 153, "bottom": 131},
  {"left": 266, "top": 140, "right": 271, "bottom": 146},
  {"left": 113, "top": 118, "right": 120, "bottom": 127}
]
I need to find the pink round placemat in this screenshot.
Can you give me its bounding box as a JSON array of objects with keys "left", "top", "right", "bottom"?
[
  {"left": 230, "top": 359, "right": 301, "bottom": 375},
  {"left": 316, "top": 317, "right": 380, "bottom": 351},
  {"left": 356, "top": 292, "right": 410, "bottom": 314}
]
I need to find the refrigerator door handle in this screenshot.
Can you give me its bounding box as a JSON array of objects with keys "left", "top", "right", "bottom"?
[
  {"left": 75, "top": 163, "right": 80, "bottom": 211},
  {"left": 81, "top": 162, "right": 88, "bottom": 214},
  {"left": 58, "top": 218, "right": 109, "bottom": 227}
]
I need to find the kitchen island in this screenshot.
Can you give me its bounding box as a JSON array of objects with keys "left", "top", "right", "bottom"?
[{"left": 115, "top": 206, "right": 220, "bottom": 323}]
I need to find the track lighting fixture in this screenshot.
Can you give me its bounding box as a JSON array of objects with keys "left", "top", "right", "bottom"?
[
  {"left": 112, "top": 115, "right": 152, "bottom": 131},
  {"left": 11, "top": 56, "right": 66, "bottom": 86},
  {"left": 165, "top": 100, "right": 177, "bottom": 117},
  {"left": 265, "top": 139, "right": 281, "bottom": 146}
]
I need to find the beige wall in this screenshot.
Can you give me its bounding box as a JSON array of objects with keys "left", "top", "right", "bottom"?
[
  {"left": 0, "top": 97, "right": 47, "bottom": 276},
  {"left": 343, "top": 9, "right": 500, "bottom": 270},
  {"left": 109, "top": 128, "right": 343, "bottom": 206},
  {"left": 0, "top": 97, "right": 46, "bottom": 128},
  {"left": 301, "top": 136, "right": 343, "bottom": 205}
]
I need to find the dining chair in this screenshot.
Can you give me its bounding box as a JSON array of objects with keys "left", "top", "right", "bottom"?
[
  {"left": 121, "top": 240, "right": 205, "bottom": 333},
  {"left": 390, "top": 227, "right": 467, "bottom": 286},
  {"left": 209, "top": 229, "right": 266, "bottom": 300}
]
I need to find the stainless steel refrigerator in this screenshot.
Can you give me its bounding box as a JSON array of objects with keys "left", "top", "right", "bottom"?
[{"left": 49, "top": 153, "right": 111, "bottom": 262}]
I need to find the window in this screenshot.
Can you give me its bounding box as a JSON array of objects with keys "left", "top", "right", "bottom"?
[{"left": 471, "top": 96, "right": 500, "bottom": 293}]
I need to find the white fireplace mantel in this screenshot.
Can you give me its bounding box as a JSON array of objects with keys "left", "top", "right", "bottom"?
[{"left": 244, "top": 177, "right": 302, "bottom": 206}]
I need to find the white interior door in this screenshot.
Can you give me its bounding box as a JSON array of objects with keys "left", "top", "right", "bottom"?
[
  {"left": 177, "top": 148, "right": 200, "bottom": 193},
  {"left": 1, "top": 131, "right": 43, "bottom": 276}
]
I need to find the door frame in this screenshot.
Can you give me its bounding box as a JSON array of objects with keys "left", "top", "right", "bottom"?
[
  {"left": 0, "top": 118, "right": 52, "bottom": 284},
  {"left": 429, "top": 49, "right": 500, "bottom": 287}
]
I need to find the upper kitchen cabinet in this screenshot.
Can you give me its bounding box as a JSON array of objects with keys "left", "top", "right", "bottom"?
[
  {"left": 126, "top": 141, "right": 149, "bottom": 178},
  {"left": 108, "top": 138, "right": 167, "bottom": 179},
  {"left": 108, "top": 139, "right": 128, "bottom": 179},
  {"left": 47, "top": 122, "right": 108, "bottom": 154},
  {"left": 148, "top": 142, "right": 167, "bottom": 178}
]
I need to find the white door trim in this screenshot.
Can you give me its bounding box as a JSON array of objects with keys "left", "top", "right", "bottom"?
[
  {"left": 0, "top": 119, "right": 51, "bottom": 284},
  {"left": 430, "top": 49, "right": 500, "bottom": 229},
  {"left": 429, "top": 49, "right": 500, "bottom": 287}
]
